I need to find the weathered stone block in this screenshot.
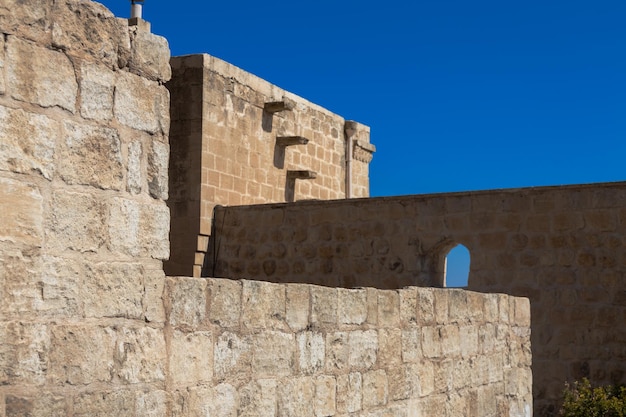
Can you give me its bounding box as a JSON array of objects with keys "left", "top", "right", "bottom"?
[
  {"left": 337, "top": 288, "right": 367, "bottom": 325},
  {"left": 378, "top": 290, "right": 400, "bottom": 327},
  {"left": 59, "top": 121, "right": 123, "bottom": 190},
  {"left": 311, "top": 286, "right": 337, "bottom": 325},
  {"left": 421, "top": 327, "right": 442, "bottom": 359},
  {"left": 251, "top": 331, "right": 294, "bottom": 377},
  {"left": 242, "top": 280, "right": 286, "bottom": 331},
  {"left": 0, "top": 107, "right": 58, "bottom": 180},
  {"left": 169, "top": 329, "right": 213, "bottom": 387},
  {"left": 337, "top": 372, "right": 362, "bottom": 413},
  {"left": 378, "top": 328, "right": 402, "bottom": 367},
  {"left": 37, "top": 255, "right": 81, "bottom": 317},
  {"left": 459, "top": 325, "right": 479, "bottom": 358},
  {"left": 278, "top": 377, "right": 315, "bottom": 417},
  {"left": 135, "top": 390, "right": 167, "bottom": 417},
  {"left": 297, "top": 331, "right": 325, "bottom": 374},
  {"left": 208, "top": 278, "right": 242, "bottom": 327},
  {"left": 115, "top": 326, "right": 166, "bottom": 384},
  {"left": 0, "top": 35, "right": 5, "bottom": 95},
  {"left": 49, "top": 325, "right": 115, "bottom": 385},
  {"left": 167, "top": 277, "right": 207, "bottom": 328},
  {"left": 0, "top": 0, "right": 52, "bottom": 44},
  {"left": 115, "top": 71, "right": 160, "bottom": 133},
  {"left": 47, "top": 190, "right": 106, "bottom": 253},
  {"left": 362, "top": 369, "right": 388, "bottom": 408},
  {"left": 239, "top": 379, "right": 277, "bottom": 417},
  {"left": 286, "top": 284, "right": 309, "bottom": 331},
  {"left": 7, "top": 37, "right": 77, "bottom": 112},
  {"left": 325, "top": 331, "right": 349, "bottom": 372},
  {"left": 214, "top": 331, "right": 252, "bottom": 380},
  {"left": 79, "top": 62, "right": 114, "bottom": 120},
  {"left": 416, "top": 288, "right": 435, "bottom": 325},
  {"left": 315, "top": 376, "right": 336, "bottom": 417},
  {"left": 148, "top": 139, "right": 169, "bottom": 199},
  {"left": 127, "top": 140, "right": 142, "bottom": 194},
  {"left": 73, "top": 390, "right": 134, "bottom": 417},
  {"left": 349, "top": 330, "right": 378, "bottom": 370},
  {"left": 0, "top": 177, "right": 42, "bottom": 247},
  {"left": 129, "top": 29, "right": 171, "bottom": 82},
  {"left": 51, "top": 0, "right": 129, "bottom": 68},
  {"left": 401, "top": 328, "right": 421, "bottom": 363},
  {"left": 143, "top": 267, "right": 165, "bottom": 323},
  {"left": 108, "top": 197, "right": 141, "bottom": 257},
  {"left": 0, "top": 322, "right": 50, "bottom": 386},
  {"left": 400, "top": 287, "right": 418, "bottom": 325},
  {"left": 5, "top": 394, "right": 66, "bottom": 417},
  {"left": 139, "top": 201, "right": 170, "bottom": 260},
  {"left": 388, "top": 364, "right": 419, "bottom": 401},
  {"left": 83, "top": 262, "right": 144, "bottom": 319}
]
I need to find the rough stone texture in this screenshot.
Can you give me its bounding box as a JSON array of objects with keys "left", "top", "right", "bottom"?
[
  {"left": 0, "top": 177, "right": 43, "bottom": 247},
  {"left": 59, "top": 121, "right": 123, "bottom": 190},
  {"left": 114, "top": 71, "right": 161, "bottom": 133},
  {"left": 166, "top": 54, "right": 375, "bottom": 277},
  {"left": 79, "top": 62, "right": 114, "bottom": 121},
  {"left": 0, "top": 107, "right": 58, "bottom": 180},
  {"left": 212, "top": 182, "right": 626, "bottom": 414},
  {"left": 6, "top": 36, "right": 77, "bottom": 113}
]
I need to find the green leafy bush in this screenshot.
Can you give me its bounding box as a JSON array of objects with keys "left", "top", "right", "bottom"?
[{"left": 560, "top": 378, "right": 626, "bottom": 417}]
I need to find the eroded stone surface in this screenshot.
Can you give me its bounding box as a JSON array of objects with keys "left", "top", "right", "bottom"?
[
  {"left": 82, "top": 262, "right": 144, "bottom": 319},
  {"left": 114, "top": 71, "right": 159, "bottom": 133},
  {"left": 7, "top": 36, "right": 77, "bottom": 112},
  {"left": 79, "top": 62, "right": 114, "bottom": 120},
  {"left": 0, "top": 177, "right": 43, "bottom": 246}
]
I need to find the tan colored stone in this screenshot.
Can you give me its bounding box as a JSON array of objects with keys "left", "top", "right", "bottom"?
[
  {"left": 0, "top": 107, "right": 58, "bottom": 180},
  {"left": 337, "top": 372, "right": 362, "bottom": 413},
  {"left": 378, "top": 290, "right": 400, "bottom": 327},
  {"left": 286, "top": 283, "right": 310, "bottom": 331},
  {"left": 127, "top": 140, "right": 143, "bottom": 194},
  {"left": 401, "top": 328, "right": 421, "bottom": 363},
  {"left": 214, "top": 331, "right": 252, "bottom": 380},
  {"left": 139, "top": 201, "right": 170, "bottom": 260},
  {"left": 238, "top": 379, "right": 277, "bottom": 417},
  {"left": 7, "top": 37, "right": 77, "bottom": 112},
  {"left": 115, "top": 326, "right": 166, "bottom": 384},
  {"left": 79, "top": 62, "right": 114, "bottom": 120},
  {"left": 135, "top": 390, "right": 167, "bottom": 417},
  {"left": 0, "top": 322, "right": 50, "bottom": 386},
  {"left": 251, "top": 331, "right": 294, "bottom": 377},
  {"left": 311, "top": 286, "right": 338, "bottom": 325},
  {"left": 314, "top": 375, "right": 336, "bottom": 417},
  {"left": 148, "top": 139, "right": 169, "bottom": 199},
  {"left": 362, "top": 369, "right": 388, "bottom": 408},
  {"left": 0, "top": 178, "right": 43, "bottom": 247},
  {"left": 349, "top": 330, "right": 378, "bottom": 370},
  {"left": 47, "top": 190, "right": 106, "bottom": 252},
  {"left": 167, "top": 277, "right": 207, "bottom": 328},
  {"left": 5, "top": 394, "right": 66, "bottom": 417},
  {"left": 73, "top": 390, "right": 134, "bottom": 417},
  {"left": 115, "top": 71, "right": 160, "bottom": 133},
  {"left": 129, "top": 29, "right": 171, "bottom": 82},
  {"left": 169, "top": 329, "right": 213, "bottom": 387},
  {"left": 143, "top": 267, "right": 165, "bottom": 323},
  {"left": 208, "top": 278, "right": 242, "bottom": 327},
  {"left": 278, "top": 377, "right": 315, "bottom": 417},
  {"left": 242, "top": 280, "right": 287, "bottom": 331},
  {"left": 388, "top": 364, "right": 419, "bottom": 401},
  {"left": 0, "top": 0, "right": 52, "bottom": 44},
  {"left": 297, "top": 331, "right": 325, "bottom": 374},
  {"left": 83, "top": 262, "right": 144, "bottom": 319},
  {"left": 337, "top": 288, "right": 367, "bottom": 325},
  {"left": 49, "top": 325, "right": 115, "bottom": 385},
  {"left": 59, "top": 121, "right": 123, "bottom": 190},
  {"left": 400, "top": 287, "right": 418, "bottom": 325},
  {"left": 325, "top": 332, "right": 349, "bottom": 372},
  {"left": 378, "top": 328, "right": 402, "bottom": 367},
  {"left": 51, "top": 0, "right": 129, "bottom": 68},
  {"left": 0, "top": 34, "right": 5, "bottom": 94}
]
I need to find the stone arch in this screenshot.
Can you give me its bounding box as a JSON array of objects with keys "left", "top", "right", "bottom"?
[{"left": 442, "top": 243, "right": 471, "bottom": 288}]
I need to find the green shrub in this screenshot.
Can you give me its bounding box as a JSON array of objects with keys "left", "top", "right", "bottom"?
[{"left": 560, "top": 378, "right": 626, "bottom": 417}]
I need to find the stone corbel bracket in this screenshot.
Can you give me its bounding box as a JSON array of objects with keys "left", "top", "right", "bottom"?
[
  {"left": 353, "top": 140, "right": 376, "bottom": 163},
  {"left": 264, "top": 97, "right": 296, "bottom": 114},
  {"left": 287, "top": 170, "right": 317, "bottom": 180},
  {"left": 276, "top": 136, "right": 309, "bottom": 147}
]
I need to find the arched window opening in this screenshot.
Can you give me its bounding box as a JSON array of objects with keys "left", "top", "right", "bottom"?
[{"left": 444, "top": 244, "right": 471, "bottom": 288}]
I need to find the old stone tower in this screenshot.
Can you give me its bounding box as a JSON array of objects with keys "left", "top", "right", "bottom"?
[{"left": 2, "top": 1, "right": 625, "bottom": 417}]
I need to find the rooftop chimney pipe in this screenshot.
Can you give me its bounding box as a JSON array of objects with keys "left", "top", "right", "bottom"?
[{"left": 131, "top": 0, "right": 144, "bottom": 19}]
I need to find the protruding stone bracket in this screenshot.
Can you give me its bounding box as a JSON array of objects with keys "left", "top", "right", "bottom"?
[
  {"left": 353, "top": 140, "right": 376, "bottom": 163},
  {"left": 287, "top": 170, "right": 317, "bottom": 180},
  {"left": 276, "top": 136, "right": 309, "bottom": 147},
  {"left": 264, "top": 98, "right": 296, "bottom": 114}
]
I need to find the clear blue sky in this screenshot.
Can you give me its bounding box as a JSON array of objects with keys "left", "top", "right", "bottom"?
[{"left": 100, "top": 1, "right": 624, "bottom": 286}]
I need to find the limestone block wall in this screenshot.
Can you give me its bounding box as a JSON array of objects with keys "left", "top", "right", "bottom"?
[
  {"left": 210, "top": 182, "right": 626, "bottom": 415},
  {"left": 166, "top": 54, "right": 375, "bottom": 277},
  {"left": 0, "top": 0, "right": 171, "bottom": 413},
  {"left": 165, "top": 277, "right": 532, "bottom": 417}
]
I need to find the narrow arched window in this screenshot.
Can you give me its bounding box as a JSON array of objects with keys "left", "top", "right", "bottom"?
[{"left": 444, "top": 244, "right": 471, "bottom": 288}]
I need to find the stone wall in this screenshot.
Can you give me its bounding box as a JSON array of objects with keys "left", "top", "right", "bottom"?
[
  {"left": 166, "top": 54, "right": 375, "bottom": 277},
  {"left": 210, "top": 182, "right": 626, "bottom": 415},
  {"left": 0, "top": 0, "right": 170, "bottom": 414},
  {"left": 164, "top": 277, "right": 532, "bottom": 417}
]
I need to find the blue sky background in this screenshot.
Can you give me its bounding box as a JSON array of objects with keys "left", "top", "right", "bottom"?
[{"left": 99, "top": 1, "right": 625, "bottom": 286}]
